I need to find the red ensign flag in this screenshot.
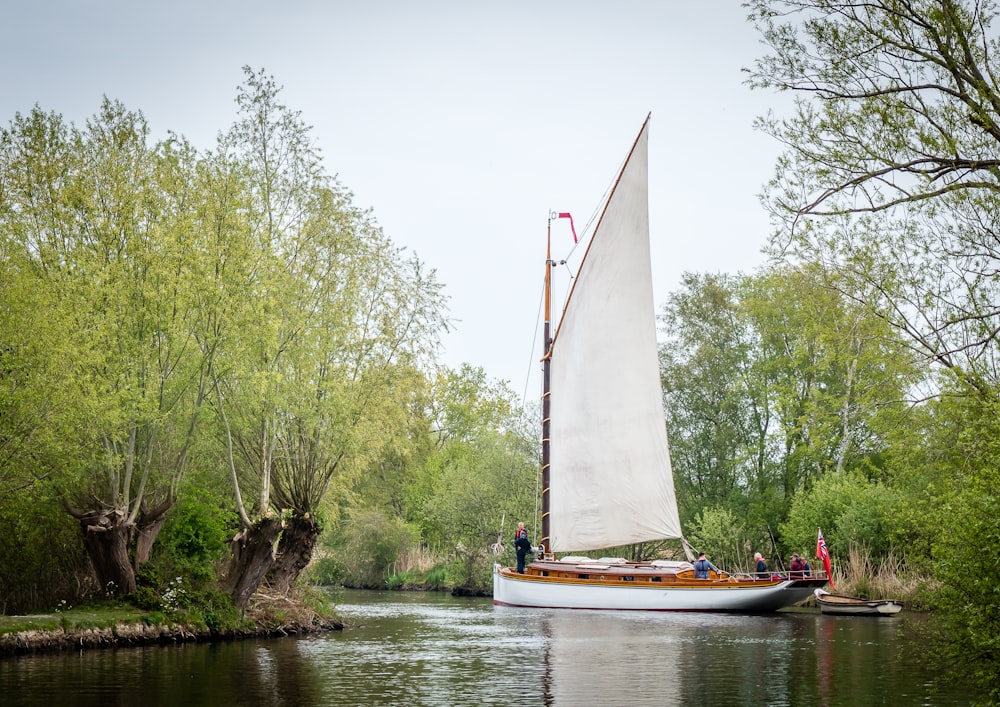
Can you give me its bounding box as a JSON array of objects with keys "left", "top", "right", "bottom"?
[{"left": 817, "top": 528, "right": 835, "bottom": 588}]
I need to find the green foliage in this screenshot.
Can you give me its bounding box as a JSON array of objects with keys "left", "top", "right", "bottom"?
[
  {"left": 914, "top": 464, "right": 1000, "bottom": 703},
  {"left": 125, "top": 492, "right": 234, "bottom": 613},
  {"left": 781, "top": 471, "right": 901, "bottom": 560},
  {"left": 443, "top": 552, "right": 494, "bottom": 593},
  {"left": 419, "top": 431, "right": 535, "bottom": 591},
  {"left": 141, "top": 611, "right": 167, "bottom": 626},
  {"left": 151, "top": 495, "right": 234, "bottom": 586},
  {"left": 130, "top": 586, "right": 160, "bottom": 612},
  {"left": 423, "top": 564, "right": 448, "bottom": 591},
  {"left": 661, "top": 272, "right": 769, "bottom": 523},
  {"left": 0, "top": 485, "right": 94, "bottom": 612},
  {"left": 661, "top": 266, "right": 913, "bottom": 560},
  {"left": 324, "top": 507, "right": 420, "bottom": 588},
  {"left": 186, "top": 590, "right": 243, "bottom": 634},
  {"left": 907, "top": 391, "right": 1000, "bottom": 700},
  {"left": 686, "top": 507, "right": 748, "bottom": 571},
  {"left": 329, "top": 364, "right": 535, "bottom": 594},
  {"left": 305, "top": 555, "right": 344, "bottom": 586},
  {"left": 746, "top": 2, "right": 1000, "bottom": 693},
  {"left": 385, "top": 571, "right": 416, "bottom": 589}
]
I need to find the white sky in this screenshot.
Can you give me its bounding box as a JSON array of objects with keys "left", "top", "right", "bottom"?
[{"left": 2, "top": 1, "right": 785, "bottom": 401}]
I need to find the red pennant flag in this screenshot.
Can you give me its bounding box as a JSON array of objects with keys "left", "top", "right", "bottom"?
[
  {"left": 816, "top": 528, "right": 835, "bottom": 588},
  {"left": 557, "top": 212, "right": 578, "bottom": 243}
]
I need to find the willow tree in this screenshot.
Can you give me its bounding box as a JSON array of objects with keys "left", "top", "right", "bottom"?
[
  {"left": 747, "top": 0, "right": 1000, "bottom": 380},
  {"left": 209, "top": 69, "right": 449, "bottom": 608},
  {"left": 0, "top": 102, "right": 214, "bottom": 595},
  {"left": 747, "top": 0, "right": 1000, "bottom": 693}
]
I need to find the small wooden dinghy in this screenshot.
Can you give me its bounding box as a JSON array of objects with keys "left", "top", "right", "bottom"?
[{"left": 814, "top": 588, "right": 902, "bottom": 616}]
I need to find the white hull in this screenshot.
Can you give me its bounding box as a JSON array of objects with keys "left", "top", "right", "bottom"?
[{"left": 494, "top": 565, "right": 821, "bottom": 612}]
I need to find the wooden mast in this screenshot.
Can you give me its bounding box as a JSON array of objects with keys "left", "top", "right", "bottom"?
[{"left": 540, "top": 216, "right": 553, "bottom": 558}]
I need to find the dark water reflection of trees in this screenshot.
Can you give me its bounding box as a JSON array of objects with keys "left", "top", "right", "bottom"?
[{"left": 0, "top": 591, "right": 982, "bottom": 706}]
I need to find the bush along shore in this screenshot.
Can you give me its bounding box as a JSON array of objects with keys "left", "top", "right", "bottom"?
[{"left": 0, "top": 591, "right": 343, "bottom": 657}]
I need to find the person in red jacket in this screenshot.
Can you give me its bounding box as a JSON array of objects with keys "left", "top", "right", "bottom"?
[{"left": 789, "top": 553, "right": 806, "bottom": 578}]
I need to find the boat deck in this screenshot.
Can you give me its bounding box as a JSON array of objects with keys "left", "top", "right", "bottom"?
[{"left": 508, "top": 558, "right": 827, "bottom": 590}]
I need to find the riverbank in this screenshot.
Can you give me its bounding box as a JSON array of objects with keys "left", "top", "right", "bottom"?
[{"left": 0, "top": 592, "right": 343, "bottom": 657}]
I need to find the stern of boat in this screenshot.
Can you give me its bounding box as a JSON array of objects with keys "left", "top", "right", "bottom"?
[{"left": 492, "top": 563, "right": 508, "bottom": 605}]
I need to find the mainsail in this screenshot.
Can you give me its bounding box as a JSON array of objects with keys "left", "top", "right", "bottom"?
[{"left": 548, "top": 117, "right": 683, "bottom": 552}]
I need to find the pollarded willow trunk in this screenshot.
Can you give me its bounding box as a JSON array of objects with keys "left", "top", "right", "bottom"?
[
  {"left": 222, "top": 517, "right": 283, "bottom": 610},
  {"left": 133, "top": 496, "right": 174, "bottom": 569},
  {"left": 266, "top": 515, "right": 320, "bottom": 595},
  {"left": 65, "top": 505, "right": 138, "bottom": 596}
]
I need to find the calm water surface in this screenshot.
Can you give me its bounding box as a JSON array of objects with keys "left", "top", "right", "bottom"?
[{"left": 0, "top": 589, "right": 983, "bottom": 706}]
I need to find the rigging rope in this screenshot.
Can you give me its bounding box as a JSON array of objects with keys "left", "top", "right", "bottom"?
[{"left": 490, "top": 512, "right": 506, "bottom": 557}]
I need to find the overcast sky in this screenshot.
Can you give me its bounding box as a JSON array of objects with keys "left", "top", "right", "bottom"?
[{"left": 2, "top": 1, "right": 786, "bottom": 401}]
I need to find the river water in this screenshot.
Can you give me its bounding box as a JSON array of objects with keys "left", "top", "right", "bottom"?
[{"left": 0, "top": 589, "right": 983, "bottom": 706}]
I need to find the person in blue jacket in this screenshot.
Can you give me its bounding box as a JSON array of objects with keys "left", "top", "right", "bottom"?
[
  {"left": 693, "top": 552, "right": 719, "bottom": 579},
  {"left": 754, "top": 552, "right": 768, "bottom": 579},
  {"left": 514, "top": 522, "right": 532, "bottom": 573}
]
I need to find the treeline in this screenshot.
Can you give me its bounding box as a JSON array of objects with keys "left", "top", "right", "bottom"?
[
  {"left": 660, "top": 267, "right": 919, "bottom": 566},
  {"left": 0, "top": 67, "right": 536, "bottom": 616}
]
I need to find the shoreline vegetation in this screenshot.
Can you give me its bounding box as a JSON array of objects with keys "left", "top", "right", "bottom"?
[{"left": 0, "top": 549, "right": 919, "bottom": 658}]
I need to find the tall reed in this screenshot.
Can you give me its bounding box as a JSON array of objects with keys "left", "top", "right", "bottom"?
[{"left": 830, "top": 543, "right": 925, "bottom": 605}]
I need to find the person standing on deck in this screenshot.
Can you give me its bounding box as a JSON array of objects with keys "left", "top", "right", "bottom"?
[
  {"left": 693, "top": 552, "right": 719, "bottom": 579},
  {"left": 514, "top": 522, "right": 532, "bottom": 573},
  {"left": 754, "top": 552, "right": 768, "bottom": 579}
]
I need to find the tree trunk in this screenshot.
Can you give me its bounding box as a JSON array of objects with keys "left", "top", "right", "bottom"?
[
  {"left": 266, "top": 515, "right": 320, "bottom": 595},
  {"left": 134, "top": 515, "right": 168, "bottom": 570},
  {"left": 133, "top": 495, "right": 174, "bottom": 569},
  {"left": 68, "top": 506, "right": 137, "bottom": 596},
  {"left": 222, "top": 517, "right": 282, "bottom": 610}
]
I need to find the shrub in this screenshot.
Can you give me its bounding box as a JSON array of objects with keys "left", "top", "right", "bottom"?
[
  {"left": 423, "top": 564, "right": 448, "bottom": 590},
  {"left": 780, "top": 471, "right": 901, "bottom": 561},
  {"left": 386, "top": 571, "right": 415, "bottom": 589},
  {"left": 307, "top": 556, "right": 344, "bottom": 586},
  {"left": 131, "top": 586, "right": 161, "bottom": 611},
  {"left": 151, "top": 496, "right": 233, "bottom": 588},
  {"left": 323, "top": 508, "right": 420, "bottom": 588}
]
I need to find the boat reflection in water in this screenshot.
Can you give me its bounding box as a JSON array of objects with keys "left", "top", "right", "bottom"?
[
  {"left": 522, "top": 606, "right": 796, "bottom": 705},
  {"left": 498, "top": 602, "right": 967, "bottom": 706}
]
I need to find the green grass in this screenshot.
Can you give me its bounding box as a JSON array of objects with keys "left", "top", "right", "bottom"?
[
  {"left": 0, "top": 602, "right": 151, "bottom": 635},
  {"left": 385, "top": 571, "right": 416, "bottom": 589}
]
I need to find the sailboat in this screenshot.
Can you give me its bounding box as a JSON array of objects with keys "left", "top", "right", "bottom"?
[{"left": 492, "top": 116, "right": 826, "bottom": 611}]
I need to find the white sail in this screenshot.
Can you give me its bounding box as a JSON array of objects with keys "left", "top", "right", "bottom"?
[{"left": 548, "top": 118, "right": 683, "bottom": 552}]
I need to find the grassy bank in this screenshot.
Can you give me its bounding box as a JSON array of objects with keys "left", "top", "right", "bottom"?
[{"left": 0, "top": 589, "right": 343, "bottom": 657}]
